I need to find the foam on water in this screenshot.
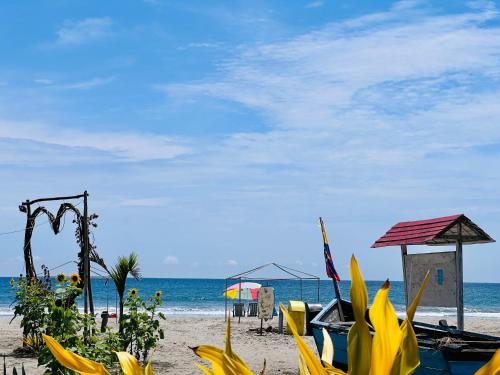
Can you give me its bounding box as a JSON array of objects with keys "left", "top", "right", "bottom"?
[{"left": 1, "top": 277, "right": 499, "bottom": 319}]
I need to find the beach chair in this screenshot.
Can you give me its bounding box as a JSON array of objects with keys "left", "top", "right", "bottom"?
[
  {"left": 247, "top": 302, "right": 258, "bottom": 317},
  {"left": 233, "top": 302, "right": 246, "bottom": 317}
]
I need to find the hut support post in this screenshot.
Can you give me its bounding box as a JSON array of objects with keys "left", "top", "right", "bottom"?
[
  {"left": 401, "top": 245, "right": 408, "bottom": 309},
  {"left": 456, "top": 223, "right": 464, "bottom": 331}
]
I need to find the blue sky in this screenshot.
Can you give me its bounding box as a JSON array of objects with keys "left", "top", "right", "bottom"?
[{"left": 1, "top": 0, "right": 499, "bottom": 281}]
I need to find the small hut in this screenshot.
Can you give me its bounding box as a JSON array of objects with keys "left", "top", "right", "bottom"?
[{"left": 372, "top": 214, "right": 495, "bottom": 330}]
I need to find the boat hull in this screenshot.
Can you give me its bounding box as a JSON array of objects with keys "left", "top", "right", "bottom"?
[{"left": 310, "top": 299, "right": 499, "bottom": 375}]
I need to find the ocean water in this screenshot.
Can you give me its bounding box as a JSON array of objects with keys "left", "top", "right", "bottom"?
[{"left": 1, "top": 277, "right": 499, "bottom": 319}]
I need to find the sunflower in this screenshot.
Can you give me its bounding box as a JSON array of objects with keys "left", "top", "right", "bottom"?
[
  {"left": 56, "top": 273, "right": 66, "bottom": 283},
  {"left": 69, "top": 273, "right": 81, "bottom": 285},
  {"left": 155, "top": 290, "right": 162, "bottom": 298},
  {"left": 128, "top": 288, "right": 138, "bottom": 297}
]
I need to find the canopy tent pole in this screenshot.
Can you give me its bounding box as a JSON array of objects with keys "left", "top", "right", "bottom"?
[
  {"left": 224, "top": 278, "right": 228, "bottom": 322},
  {"left": 238, "top": 277, "right": 242, "bottom": 324},
  {"left": 456, "top": 222, "right": 464, "bottom": 330}
]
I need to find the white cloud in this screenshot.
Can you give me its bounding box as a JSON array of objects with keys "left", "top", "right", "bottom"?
[
  {"left": 54, "top": 17, "right": 113, "bottom": 46},
  {"left": 61, "top": 76, "right": 114, "bottom": 90},
  {"left": 119, "top": 197, "right": 171, "bottom": 207},
  {"left": 305, "top": 1, "right": 323, "bottom": 9},
  {"left": 161, "top": 1, "right": 500, "bottom": 174},
  {"left": 295, "top": 260, "right": 304, "bottom": 266},
  {"left": 34, "top": 78, "right": 54, "bottom": 85},
  {"left": 164, "top": 255, "right": 179, "bottom": 265},
  {"left": 226, "top": 259, "right": 238, "bottom": 266},
  {"left": 0, "top": 119, "right": 191, "bottom": 163}
]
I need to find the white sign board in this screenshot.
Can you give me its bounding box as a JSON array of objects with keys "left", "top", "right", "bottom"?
[
  {"left": 404, "top": 251, "right": 457, "bottom": 308},
  {"left": 258, "top": 287, "right": 275, "bottom": 321}
]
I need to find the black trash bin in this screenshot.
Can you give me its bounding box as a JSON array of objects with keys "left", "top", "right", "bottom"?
[
  {"left": 100, "top": 311, "right": 109, "bottom": 332},
  {"left": 305, "top": 303, "right": 323, "bottom": 336}
]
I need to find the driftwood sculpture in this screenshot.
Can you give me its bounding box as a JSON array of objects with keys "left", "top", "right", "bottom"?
[{"left": 19, "top": 192, "right": 107, "bottom": 315}]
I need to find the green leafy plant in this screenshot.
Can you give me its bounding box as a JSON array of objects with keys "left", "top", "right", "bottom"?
[
  {"left": 12, "top": 272, "right": 122, "bottom": 374},
  {"left": 121, "top": 289, "right": 165, "bottom": 364},
  {"left": 108, "top": 252, "right": 142, "bottom": 333},
  {"left": 11, "top": 275, "right": 51, "bottom": 353}
]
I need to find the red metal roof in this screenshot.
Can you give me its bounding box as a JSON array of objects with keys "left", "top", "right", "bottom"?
[{"left": 371, "top": 214, "right": 495, "bottom": 248}]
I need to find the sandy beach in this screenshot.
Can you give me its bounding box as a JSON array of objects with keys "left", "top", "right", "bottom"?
[
  {"left": 0, "top": 315, "right": 315, "bottom": 374},
  {"left": 1, "top": 315, "right": 499, "bottom": 374}
]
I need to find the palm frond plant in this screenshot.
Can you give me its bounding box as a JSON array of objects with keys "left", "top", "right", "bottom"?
[{"left": 108, "top": 252, "right": 142, "bottom": 333}]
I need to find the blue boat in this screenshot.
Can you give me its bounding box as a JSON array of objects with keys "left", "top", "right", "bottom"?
[{"left": 310, "top": 299, "right": 500, "bottom": 375}]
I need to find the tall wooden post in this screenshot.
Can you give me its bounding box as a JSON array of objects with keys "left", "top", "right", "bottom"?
[
  {"left": 83, "top": 191, "right": 89, "bottom": 317},
  {"left": 400, "top": 245, "right": 408, "bottom": 309},
  {"left": 456, "top": 222, "right": 464, "bottom": 330},
  {"left": 22, "top": 200, "right": 35, "bottom": 280}
]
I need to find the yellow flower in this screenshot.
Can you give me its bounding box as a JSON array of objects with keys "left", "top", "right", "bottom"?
[
  {"left": 129, "top": 288, "right": 138, "bottom": 297},
  {"left": 56, "top": 273, "right": 66, "bottom": 283},
  {"left": 42, "top": 334, "right": 155, "bottom": 374},
  {"left": 10, "top": 278, "right": 15, "bottom": 286},
  {"left": 69, "top": 273, "right": 81, "bottom": 285},
  {"left": 155, "top": 290, "right": 162, "bottom": 298}
]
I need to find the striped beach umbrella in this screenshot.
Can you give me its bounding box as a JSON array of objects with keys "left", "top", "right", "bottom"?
[{"left": 224, "top": 282, "right": 261, "bottom": 300}]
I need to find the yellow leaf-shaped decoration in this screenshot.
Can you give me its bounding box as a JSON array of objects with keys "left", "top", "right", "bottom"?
[
  {"left": 116, "top": 352, "right": 143, "bottom": 375},
  {"left": 192, "top": 345, "right": 233, "bottom": 374},
  {"left": 299, "top": 354, "right": 312, "bottom": 375},
  {"left": 369, "top": 280, "right": 402, "bottom": 375},
  {"left": 196, "top": 363, "right": 215, "bottom": 375},
  {"left": 321, "top": 328, "right": 334, "bottom": 365},
  {"left": 347, "top": 255, "right": 372, "bottom": 375},
  {"left": 475, "top": 348, "right": 500, "bottom": 375},
  {"left": 391, "top": 271, "right": 430, "bottom": 375},
  {"left": 280, "top": 304, "right": 344, "bottom": 374},
  {"left": 145, "top": 353, "right": 155, "bottom": 375},
  {"left": 42, "top": 334, "right": 110, "bottom": 375}
]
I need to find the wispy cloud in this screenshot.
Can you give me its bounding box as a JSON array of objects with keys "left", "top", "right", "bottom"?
[
  {"left": 53, "top": 17, "right": 113, "bottom": 46},
  {"left": 305, "top": 1, "right": 324, "bottom": 9},
  {"left": 226, "top": 259, "right": 238, "bottom": 266},
  {"left": 164, "top": 255, "right": 179, "bottom": 265},
  {"left": 119, "top": 197, "right": 171, "bottom": 207},
  {"left": 0, "top": 119, "right": 191, "bottom": 164},
  {"left": 34, "top": 78, "right": 54, "bottom": 85},
  {"left": 162, "top": 1, "right": 500, "bottom": 170},
  {"left": 61, "top": 76, "right": 115, "bottom": 90}
]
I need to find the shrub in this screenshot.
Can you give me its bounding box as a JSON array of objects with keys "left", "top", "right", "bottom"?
[{"left": 120, "top": 289, "right": 165, "bottom": 363}]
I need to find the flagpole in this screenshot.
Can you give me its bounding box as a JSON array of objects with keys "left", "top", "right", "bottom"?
[{"left": 320, "top": 217, "right": 345, "bottom": 321}]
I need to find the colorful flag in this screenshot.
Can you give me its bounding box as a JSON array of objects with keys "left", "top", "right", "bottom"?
[{"left": 320, "top": 218, "right": 341, "bottom": 281}]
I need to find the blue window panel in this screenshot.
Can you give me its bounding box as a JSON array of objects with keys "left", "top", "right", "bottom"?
[{"left": 437, "top": 269, "right": 444, "bottom": 285}]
